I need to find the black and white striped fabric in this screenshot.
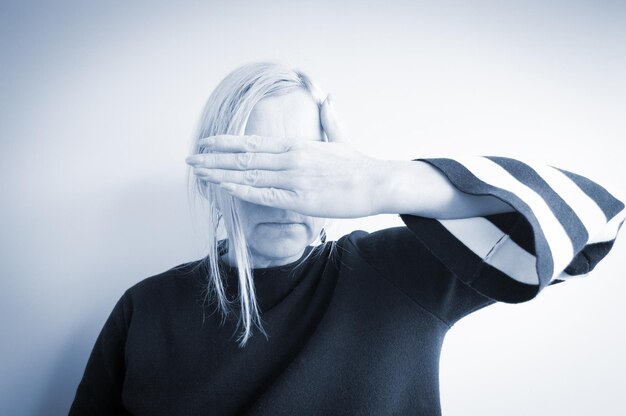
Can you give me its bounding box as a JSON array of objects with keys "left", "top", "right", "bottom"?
[{"left": 400, "top": 156, "right": 625, "bottom": 303}]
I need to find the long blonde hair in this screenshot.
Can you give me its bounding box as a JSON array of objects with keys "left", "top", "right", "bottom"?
[{"left": 187, "top": 61, "right": 330, "bottom": 347}]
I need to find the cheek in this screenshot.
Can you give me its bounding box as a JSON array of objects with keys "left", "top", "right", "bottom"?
[
  {"left": 231, "top": 199, "right": 257, "bottom": 235},
  {"left": 234, "top": 199, "right": 265, "bottom": 222}
]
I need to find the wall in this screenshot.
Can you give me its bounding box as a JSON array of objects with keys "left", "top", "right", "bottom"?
[{"left": 1, "top": 1, "right": 625, "bottom": 414}]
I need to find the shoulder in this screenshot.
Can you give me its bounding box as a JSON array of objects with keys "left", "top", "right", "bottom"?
[
  {"left": 124, "top": 259, "right": 205, "bottom": 306},
  {"left": 335, "top": 226, "right": 455, "bottom": 291},
  {"left": 343, "top": 226, "right": 423, "bottom": 252},
  {"left": 337, "top": 226, "right": 495, "bottom": 326},
  {"left": 339, "top": 226, "right": 445, "bottom": 273}
]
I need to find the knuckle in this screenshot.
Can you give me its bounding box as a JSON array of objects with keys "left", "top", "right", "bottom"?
[
  {"left": 236, "top": 152, "right": 252, "bottom": 169},
  {"left": 261, "top": 188, "right": 277, "bottom": 204},
  {"left": 244, "top": 169, "right": 259, "bottom": 185},
  {"left": 270, "top": 189, "right": 278, "bottom": 202},
  {"left": 247, "top": 135, "right": 261, "bottom": 151},
  {"left": 287, "top": 139, "right": 301, "bottom": 150},
  {"left": 281, "top": 140, "right": 294, "bottom": 152}
]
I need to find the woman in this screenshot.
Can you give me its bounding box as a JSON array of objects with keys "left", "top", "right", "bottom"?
[{"left": 70, "top": 62, "right": 625, "bottom": 415}]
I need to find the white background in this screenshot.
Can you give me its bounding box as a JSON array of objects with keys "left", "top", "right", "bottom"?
[{"left": 1, "top": 0, "right": 625, "bottom": 414}]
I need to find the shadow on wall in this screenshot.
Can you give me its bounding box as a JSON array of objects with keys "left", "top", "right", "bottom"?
[
  {"left": 36, "top": 319, "right": 97, "bottom": 415},
  {"left": 27, "top": 177, "right": 197, "bottom": 414}
]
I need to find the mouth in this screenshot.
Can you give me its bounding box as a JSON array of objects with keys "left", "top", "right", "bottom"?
[
  {"left": 263, "top": 222, "right": 303, "bottom": 225},
  {"left": 261, "top": 222, "right": 304, "bottom": 227}
]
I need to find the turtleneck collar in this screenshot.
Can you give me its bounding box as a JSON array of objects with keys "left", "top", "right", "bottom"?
[{"left": 215, "top": 239, "right": 317, "bottom": 312}]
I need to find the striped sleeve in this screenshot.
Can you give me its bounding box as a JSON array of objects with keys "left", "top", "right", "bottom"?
[{"left": 399, "top": 156, "right": 626, "bottom": 303}]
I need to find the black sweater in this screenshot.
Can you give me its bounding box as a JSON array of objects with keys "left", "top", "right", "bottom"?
[{"left": 69, "top": 156, "right": 625, "bottom": 415}]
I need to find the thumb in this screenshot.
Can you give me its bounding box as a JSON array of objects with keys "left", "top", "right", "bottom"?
[{"left": 320, "top": 95, "right": 349, "bottom": 143}]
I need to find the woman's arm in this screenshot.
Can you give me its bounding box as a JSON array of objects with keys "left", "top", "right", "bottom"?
[
  {"left": 387, "top": 154, "right": 625, "bottom": 303},
  {"left": 379, "top": 159, "right": 515, "bottom": 219},
  {"left": 185, "top": 141, "right": 514, "bottom": 221},
  {"left": 186, "top": 98, "right": 624, "bottom": 302}
]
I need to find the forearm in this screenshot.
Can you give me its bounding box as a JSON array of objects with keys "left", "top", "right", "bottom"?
[{"left": 375, "top": 159, "right": 515, "bottom": 219}]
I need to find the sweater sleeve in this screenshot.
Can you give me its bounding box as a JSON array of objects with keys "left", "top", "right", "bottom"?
[
  {"left": 350, "top": 156, "right": 624, "bottom": 326},
  {"left": 399, "top": 156, "right": 625, "bottom": 304},
  {"left": 69, "top": 291, "right": 132, "bottom": 415}
]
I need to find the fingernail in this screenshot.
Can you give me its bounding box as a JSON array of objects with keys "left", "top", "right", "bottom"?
[{"left": 200, "top": 136, "right": 215, "bottom": 147}]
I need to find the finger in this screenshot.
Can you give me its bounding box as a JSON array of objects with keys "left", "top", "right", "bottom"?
[
  {"left": 198, "top": 134, "right": 297, "bottom": 154},
  {"left": 219, "top": 182, "right": 297, "bottom": 209},
  {"left": 186, "top": 151, "right": 293, "bottom": 170},
  {"left": 193, "top": 167, "right": 294, "bottom": 189},
  {"left": 320, "top": 95, "right": 349, "bottom": 143}
]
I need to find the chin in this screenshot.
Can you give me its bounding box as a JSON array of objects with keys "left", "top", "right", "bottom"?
[
  {"left": 251, "top": 229, "right": 310, "bottom": 258},
  {"left": 253, "top": 238, "right": 307, "bottom": 259}
]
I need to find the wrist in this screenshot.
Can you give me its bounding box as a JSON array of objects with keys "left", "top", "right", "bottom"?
[{"left": 371, "top": 159, "right": 419, "bottom": 216}]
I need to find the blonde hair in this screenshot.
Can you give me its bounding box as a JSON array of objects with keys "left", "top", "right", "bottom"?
[{"left": 187, "top": 61, "right": 331, "bottom": 347}]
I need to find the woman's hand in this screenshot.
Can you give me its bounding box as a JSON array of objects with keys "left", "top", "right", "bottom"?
[{"left": 186, "top": 97, "right": 387, "bottom": 219}]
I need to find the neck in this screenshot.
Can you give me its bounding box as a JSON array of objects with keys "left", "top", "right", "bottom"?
[{"left": 220, "top": 247, "right": 307, "bottom": 269}]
